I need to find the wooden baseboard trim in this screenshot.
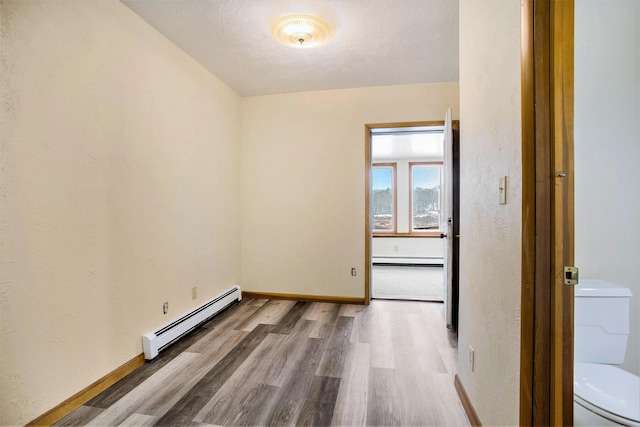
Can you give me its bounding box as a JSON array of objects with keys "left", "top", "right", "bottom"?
[
  {"left": 454, "top": 374, "right": 482, "bottom": 426},
  {"left": 27, "top": 353, "right": 145, "bottom": 427},
  {"left": 242, "top": 291, "right": 365, "bottom": 305}
]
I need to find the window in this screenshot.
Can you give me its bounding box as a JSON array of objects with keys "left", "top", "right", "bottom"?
[
  {"left": 370, "top": 125, "right": 445, "bottom": 235},
  {"left": 372, "top": 164, "right": 396, "bottom": 232},
  {"left": 411, "top": 163, "right": 442, "bottom": 231}
]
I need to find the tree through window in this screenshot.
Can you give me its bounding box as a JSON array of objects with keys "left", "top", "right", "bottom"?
[
  {"left": 372, "top": 164, "right": 396, "bottom": 232},
  {"left": 411, "top": 163, "right": 442, "bottom": 231}
]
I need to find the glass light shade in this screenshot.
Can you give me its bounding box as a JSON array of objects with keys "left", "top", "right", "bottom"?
[{"left": 271, "top": 14, "right": 333, "bottom": 49}]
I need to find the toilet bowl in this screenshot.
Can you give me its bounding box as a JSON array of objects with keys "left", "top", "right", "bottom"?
[
  {"left": 574, "top": 362, "right": 640, "bottom": 426},
  {"left": 574, "top": 279, "right": 639, "bottom": 426}
]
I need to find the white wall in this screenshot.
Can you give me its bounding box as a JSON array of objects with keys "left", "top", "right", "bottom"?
[
  {"left": 458, "top": 0, "right": 522, "bottom": 424},
  {"left": 575, "top": 0, "right": 640, "bottom": 375},
  {"left": 241, "top": 83, "right": 459, "bottom": 298},
  {"left": 0, "top": 1, "right": 241, "bottom": 424}
]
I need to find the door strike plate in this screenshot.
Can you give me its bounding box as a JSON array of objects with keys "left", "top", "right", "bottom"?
[{"left": 564, "top": 266, "right": 579, "bottom": 286}]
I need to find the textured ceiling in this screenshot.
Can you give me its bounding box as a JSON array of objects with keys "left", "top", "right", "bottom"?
[{"left": 121, "top": 0, "right": 459, "bottom": 97}]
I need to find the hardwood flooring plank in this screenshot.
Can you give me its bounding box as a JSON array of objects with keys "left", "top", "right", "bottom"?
[
  {"left": 84, "top": 301, "right": 254, "bottom": 409},
  {"left": 259, "top": 320, "right": 316, "bottom": 388},
  {"left": 314, "top": 315, "right": 354, "bottom": 378},
  {"left": 220, "top": 383, "right": 280, "bottom": 426},
  {"left": 189, "top": 300, "right": 262, "bottom": 340},
  {"left": 270, "top": 301, "right": 310, "bottom": 334},
  {"left": 246, "top": 297, "right": 269, "bottom": 307},
  {"left": 262, "top": 337, "right": 326, "bottom": 426},
  {"left": 392, "top": 369, "right": 444, "bottom": 426},
  {"left": 119, "top": 413, "right": 157, "bottom": 426},
  {"left": 86, "top": 329, "right": 248, "bottom": 425},
  {"left": 389, "top": 310, "right": 415, "bottom": 349},
  {"left": 153, "top": 324, "right": 276, "bottom": 426},
  {"left": 367, "top": 366, "right": 443, "bottom": 426},
  {"left": 406, "top": 313, "right": 449, "bottom": 374},
  {"left": 432, "top": 373, "right": 471, "bottom": 426},
  {"left": 330, "top": 342, "right": 370, "bottom": 427},
  {"left": 52, "top": 405, "right": 104, "bottom": 426},
  {"left": 235, "top": 299, "right": 296, "bottom": 331},
  {"left": 83, "top": 331, "right": 205, "bottom": 409},
  {"left": 137, "top": 330, "right": 249, "bottom": 417},
  {"left": 366, "top": 367, "right": 402, "bottom": 426},
  {"left": 420, "top": 302, "right": 454, "bottom": 348},
  {"left": 376, "top": 299, "right": 424, "bottom": 314},
  {"left": 438, "top": 346, "right": 459, "bottom": 376},
  {"left": 194, "top": 381, "right": 278, "bottom": 426},
  {"left": 370, "top": 310, "right": 395, "bottom": 369},
  {"left": 86, "top": 352, "right": 201, "bottom": 426},
  {"left": 302, "top": 302, "right": 330, "bottom": 321},
  {"left": 302, "top": 302, "right": 340, "bottom": 339},
  {"left": 295, "top": 376, "right": 341, "bottom": 427},
  {"left": 350, "top": 304, "right": 372, "bottom": 344},
  {"left": 192, "top": 332, "right": 288, "bottom": 424},
  {"left": 338, "top": 303, "right": 366, "bottom": 318}
]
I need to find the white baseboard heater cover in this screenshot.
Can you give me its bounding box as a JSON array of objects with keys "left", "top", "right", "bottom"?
[{"left": 142, "top": 285, "right": 241, "bottom": 360}]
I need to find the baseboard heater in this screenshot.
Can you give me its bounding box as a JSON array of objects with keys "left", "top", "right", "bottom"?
[
  {"left": 372, "top": 256, "right": 443, "bottom": 265},
  {"left": 142, "top": 285, "right": 241, "bottom": 360}
]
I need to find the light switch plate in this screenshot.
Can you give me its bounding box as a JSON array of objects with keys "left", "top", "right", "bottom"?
[{"left": 499, "top": 176, "right": 507, "bottom": 205}]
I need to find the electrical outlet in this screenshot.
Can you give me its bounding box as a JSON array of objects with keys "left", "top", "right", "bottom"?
[
  {"left": 469, "top": 345, "right": 475, "bottom": 371},
  {"left": 163, "top": 302, "right": 168, "bottom": 314},
  {"left": 191, "top": 286, "right": 197, "bottom": 300},
  {"left": 394, "top": 245, "right": 399, "bottom": 252}
]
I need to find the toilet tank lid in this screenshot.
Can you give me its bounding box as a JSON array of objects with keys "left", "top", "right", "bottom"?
[{"left": 575, "top": 279, "right": 633, "bottom": 297}]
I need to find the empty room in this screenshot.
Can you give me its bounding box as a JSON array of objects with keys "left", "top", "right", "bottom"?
[{"left": 4, "top": 1, "right": 621, "bottom": 426}]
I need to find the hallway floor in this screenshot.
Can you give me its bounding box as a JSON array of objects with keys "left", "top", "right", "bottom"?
[
  {"left": 372, "top": 265, "right": 444, "bottom": 301},
  {"left": 56, "top": 298, "right": 468, "bottom": 426}
]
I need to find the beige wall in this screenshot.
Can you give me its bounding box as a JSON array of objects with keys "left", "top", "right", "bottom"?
[
  {"left": 575, "top": 0, "right": 640, "bottom": 375},
  {"left": 240, "top": 83, "right": 459, "bottom": 298},
  {"left": 0, "top": 1, "right": 241, "bottom": 424},
  {"left": 458, "top": 0, "right": 522, "bottom": 425}
]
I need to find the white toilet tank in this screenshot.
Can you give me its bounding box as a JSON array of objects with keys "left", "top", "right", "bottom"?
[{"left": 574, "top": 279, "right": 632, "bottom": 364}]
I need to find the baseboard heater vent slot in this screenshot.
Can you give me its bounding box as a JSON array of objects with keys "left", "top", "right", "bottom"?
[{"left": 142, "top": 285, "right": 241, "bottom": 360}]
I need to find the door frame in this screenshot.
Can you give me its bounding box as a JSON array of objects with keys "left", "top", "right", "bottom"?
[
  {"left": 364, "top": 120, "right": 460, "bottom": 322},
  {"left": 520, "top": 0, "right": 574, "bottom": 425}
]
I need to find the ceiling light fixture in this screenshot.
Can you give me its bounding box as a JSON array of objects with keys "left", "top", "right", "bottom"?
[{"left": 271, "top": 13, "right": 334, "bottom": 49}]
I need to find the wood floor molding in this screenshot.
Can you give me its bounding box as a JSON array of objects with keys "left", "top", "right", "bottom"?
[
  {"left": 454, "top": 374, "right": 482, "bottom": 426},
  {"left": 27, "top": 353, "right": 145, "bottom": 427},
  {"left": 241, "top": 291, "right": 365, "bottom": 305}
]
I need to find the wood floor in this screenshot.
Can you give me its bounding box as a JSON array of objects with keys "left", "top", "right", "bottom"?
[{"left": 55, "top": 298, "right": 469, "bottom": 426}]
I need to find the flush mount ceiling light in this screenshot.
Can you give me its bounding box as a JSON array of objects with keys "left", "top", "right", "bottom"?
[{"left": 270, "top": 13, "right": 334, "bottom": 49}]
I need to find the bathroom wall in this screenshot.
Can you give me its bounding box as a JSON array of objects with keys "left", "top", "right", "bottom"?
[
  {"left": 0, "top": 1, "right": 241, "bottom": 424},
  {"left": 575, "top": 0, "right": 640, "bottom": 375}
]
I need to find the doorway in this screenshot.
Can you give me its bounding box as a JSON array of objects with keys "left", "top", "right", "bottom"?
[{"left": 364, "top": 120, "right": 460, "bottom": 329}]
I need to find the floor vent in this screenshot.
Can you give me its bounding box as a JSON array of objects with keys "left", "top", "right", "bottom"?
[{"left": 142, "top": 285, "right": 241, "bottom": 360}]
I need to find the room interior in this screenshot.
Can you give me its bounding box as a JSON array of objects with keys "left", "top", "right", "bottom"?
[{"left": 1, "top": 0, "right": 638, "bottom": 426}]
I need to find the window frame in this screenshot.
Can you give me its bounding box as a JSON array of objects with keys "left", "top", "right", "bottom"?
[
  {"left": 409, "top": 161, "right": 444, "bottom": 235},
  {"left": 371, "top": 163, "right": 397, "bottom": 235}
]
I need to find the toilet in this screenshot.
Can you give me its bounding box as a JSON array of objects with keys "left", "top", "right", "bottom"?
[{"left": 574, "top": 279, "right": 640, "bottom": 426}]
